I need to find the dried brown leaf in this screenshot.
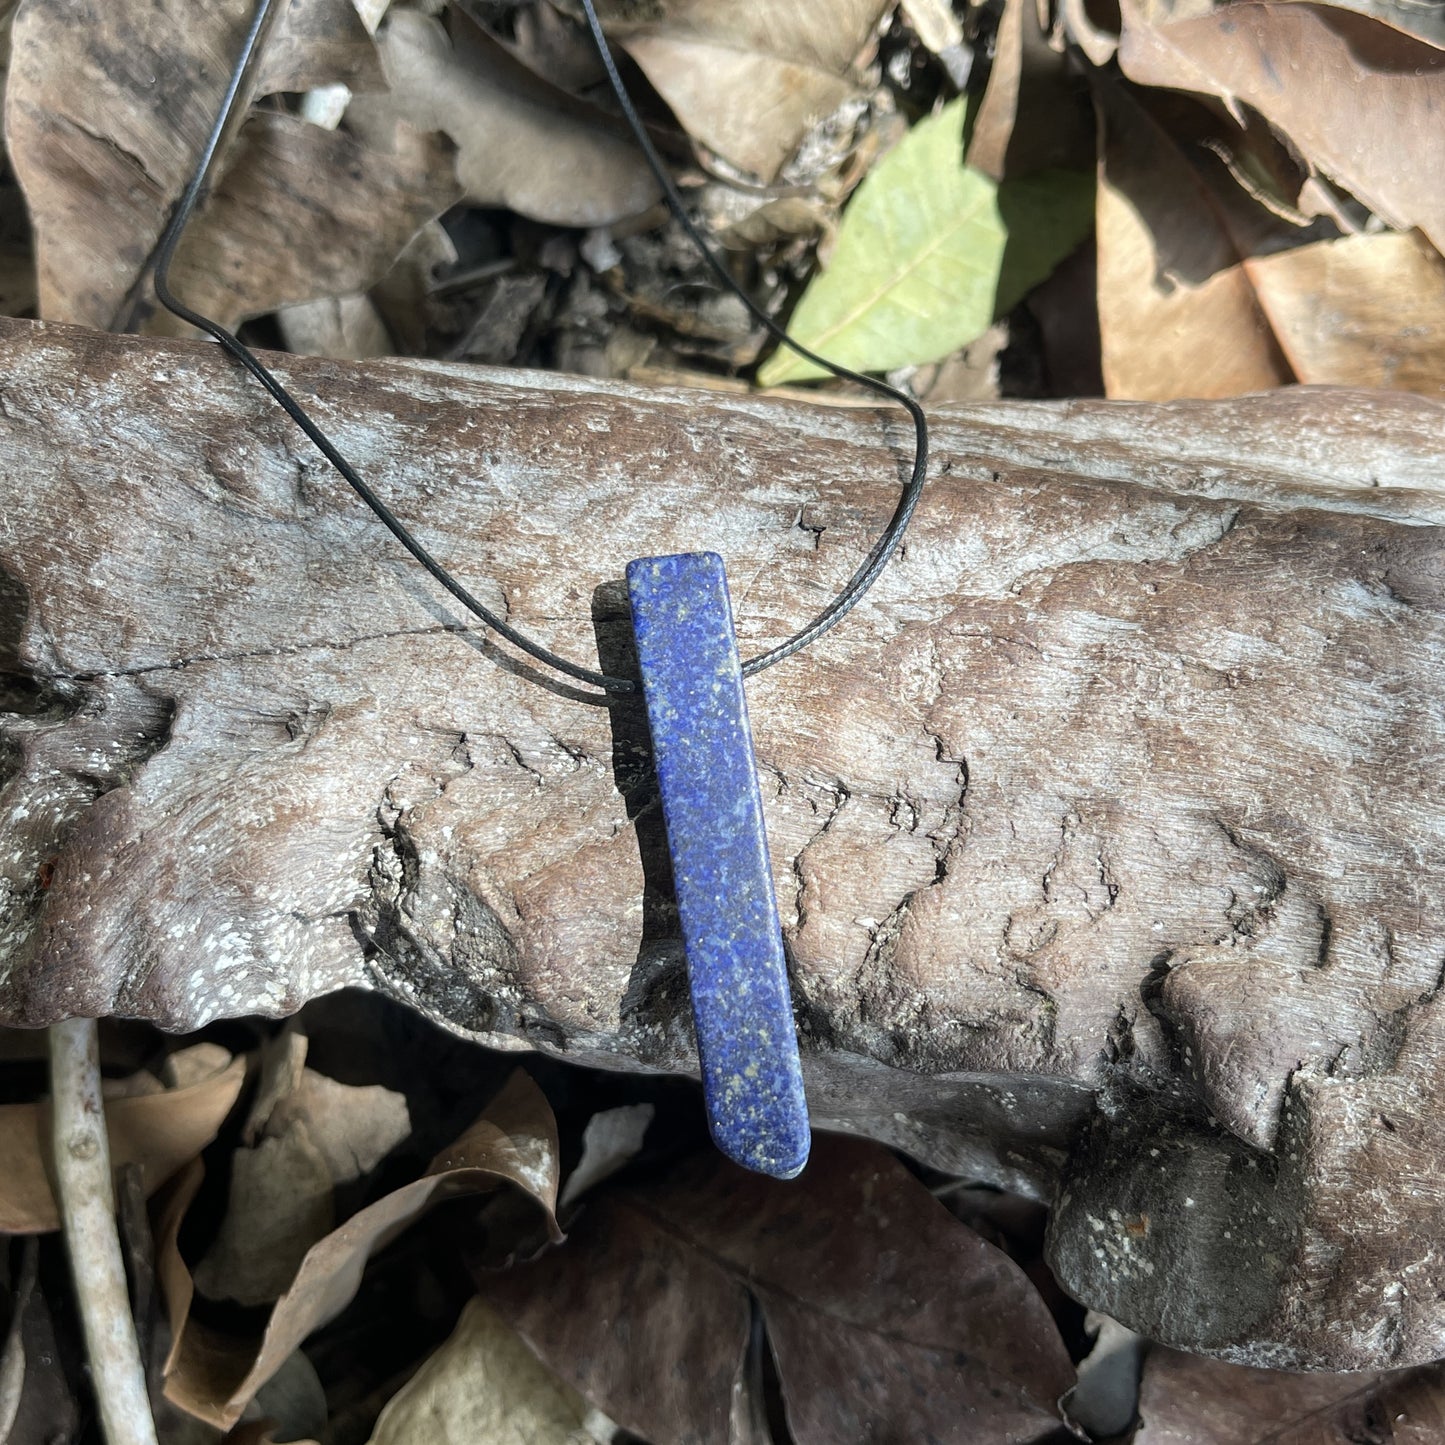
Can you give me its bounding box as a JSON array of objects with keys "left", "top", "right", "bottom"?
[
  {"left": 1026, "top": 242, "right": 1104, "bottom": 398},
  {"left": 102, "top": 1067, "right": 167, "bottom": 1100},
  {"left": 0, "top": 0, "right": 16, "bottom": 72},
  {"left": 369, "top": 217, "right": 458, "bottom": 354},
  {"left": 1118, "top": 0, "right": 1445, "bottom": 252},
  {"left": 163, "top": 1040, "right": 235, "bottom": 1090},
  {"left": 918, "top": 323, "right": 1009, "bottom": 405},
  {"left": 254, "top": 0, "right": 386, "bottom": 97},
  {"left": 507, "top": 2, "right": 608, "bottom": 92},
  {"left": 244, "top": 1028, "right": 310, "bottom": 1143},
  {"left": 5, "top": 0, "right": 253, "bottom": 326},
  {"left": 1095, "top": 81, "right": 1293, "bottom": 399},
  {"left": 493, "top": 1159, "right": 751, "bottom": 1444},
  {"left": 353, "top": 9, "right": 658, "bottom": 228},
  {"left": 277, "top": 1070, "right": 412, "bottom": 1184},
  {"left": 557, "top": 1103, "right": 653, "bottom": 1212},
  {"left": 1279, "top": 0, "right": 1445, "bottom": 47},
  {"left": 968, "top": 0, "right": 1030, "bottom": 179},
  {"left": 493, "top": 1135, "right": 1074, "bottom": 1445},
  {"left": 161, "top": 1068, "right": 561, "bottom": 1431},
  {"left": 1068, "top": 1311, "right": 1143, "bottom": 1440},
  {"left": 598, "top": 0, "right": 891, "bottom": 181},
  {"left": 4, "top": 0, "right": 450, "bottom": 330},
  {"left": 1060, "top": 0, "right": 1120, "bottom": 66},
  {"left": 0, "top": 1049, "right": 244, "bottom": 1234},
  {"left": 454, "top": 272, "right": 549, "bottom": 366},
  {"left": 365, "top": 1297, "right": 592, "bottom": 1445},
  {"left": 157, "top": 110, "right": 458, "bottom": 334},
  {"left": 1133, "top": 1347, "right": 1445, "bottom": 1443},
  {"left": 1096, "top": 75, "right": 1445, "bottom": 401},
  {"left": 1246, "top": 230, "right": 1445, "bottom": 395},
  {"left": 712, "top": 194, "right": 834, "bottom": 251},
  {"left": 277, "top": 294, "right": 394, "bottom": 360},
  {"left": 1126, "top": 0, "right": 1219, "bottom": 20},
  {"left": 901, "top": 0, "right": 965, "bottom": 54}
]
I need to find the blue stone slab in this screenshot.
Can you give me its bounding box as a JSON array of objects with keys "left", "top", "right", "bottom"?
[{"left": 626, "top": 552, "right": 811, "bottom": 1180}]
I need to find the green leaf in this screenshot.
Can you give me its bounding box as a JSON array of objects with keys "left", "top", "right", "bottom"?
[{"left": 757, "top": 97, "right": 1095, "bottom": 386}]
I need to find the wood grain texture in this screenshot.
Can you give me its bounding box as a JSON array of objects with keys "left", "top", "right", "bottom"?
[{"left": 1, "top": 316, "right": 1443, "bottom": 1366}]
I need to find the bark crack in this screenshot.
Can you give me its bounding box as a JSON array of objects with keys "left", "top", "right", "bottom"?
[{"left": 30, "top": 621, "right": 481, "bottom": 683}]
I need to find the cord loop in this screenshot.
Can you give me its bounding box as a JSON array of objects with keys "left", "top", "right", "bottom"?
[{"left": 152, "top": 0, "right": 931, "bottom": 696}]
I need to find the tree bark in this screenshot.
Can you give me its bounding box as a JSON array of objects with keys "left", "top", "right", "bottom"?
[{"left": 2, "top": 315, "right": 1443, "bottom": 1368}]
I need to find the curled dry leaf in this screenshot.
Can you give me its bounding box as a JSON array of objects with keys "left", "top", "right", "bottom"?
[
  {"left": 598, "top": 0, "right": 891, "bottom": 181},
  {"left": 245, "top": 1348, "right": 329, "bottom": 1445},
  {"left": 161, "top": 1068, "right": 561, "bottom": 1431},
  {"left": 966, "top": 0, "right": 1035, "bottom": 179},
  {"left": 4, "top": 0, "right": 451, "bottom": 331},
  {"left": 492, "top": 1135, "right": 1075, "bottom": 1445},
  {"left": 163, "top": 1040, "right": 234, "bottom": 1090},
  {"left": 0, "top": 1047, "right": 244, "bottom": 1234},
  {"left": 1060, "top": 0, "right": 1120, "bottom": 66},
  {"left": 454, "top": 272, "right": 549, "bottom": 367},
  {"left": 917, "top": 322, "right": 1009, "bottom": 405},
  {"left": 1133, "top": 1346, "right": 1445, "bottom": 1443},
  {"left": 1118, "top": 0, "right": 1445, "bottom": 253},
  {"left": 967, "top": 0, "right": 1093, "bottom": 181},
  {"left": 365, "top": 1297, "right": 592, "bottom": 1445},
  {"left": 243, "top": 1028, "right": 309, "bottom": 1142},
  {"left": 194, "top": 1034, "right": 411, "bottom": 1307},
  {"left": 262, "top": 1062, "right": 412, "bottom": 1185},
  {"left": 758, "top": 97, "right": 1094, "bottom": 384},
  {"left": 354, "top": 9, "right": 658, "bottom": 229}
]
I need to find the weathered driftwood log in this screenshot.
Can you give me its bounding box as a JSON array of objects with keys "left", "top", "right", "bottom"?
[{"left": 2, "top": 315, "right": 1443, "bottom": 1368}]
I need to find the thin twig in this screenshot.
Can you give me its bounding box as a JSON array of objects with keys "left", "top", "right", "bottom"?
[{"left": 48, "top": 1018, "right": 159, "bottom": 1445}]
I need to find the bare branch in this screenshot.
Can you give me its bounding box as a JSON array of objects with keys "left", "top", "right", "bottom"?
[{"left": 49, "top": 1017, "right": 158, "bottom": 1445}]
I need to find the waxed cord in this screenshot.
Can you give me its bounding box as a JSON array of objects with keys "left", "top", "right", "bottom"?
[{"left": 153, "top": 0, "right": 931, "bottom": 695}]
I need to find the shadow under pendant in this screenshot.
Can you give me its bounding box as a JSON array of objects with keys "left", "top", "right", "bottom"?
[{"left": 626, "top": 552, "right": 811, "bottom": 1180}]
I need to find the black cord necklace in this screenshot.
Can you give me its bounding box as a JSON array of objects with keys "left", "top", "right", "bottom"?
[{"left": 154, "top": 0, "right": 932, "bottom": 1178}]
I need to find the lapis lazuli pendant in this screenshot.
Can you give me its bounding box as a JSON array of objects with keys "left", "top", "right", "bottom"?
[{"left": 626, "top": 552, "right": 811, "bottom": 1180}]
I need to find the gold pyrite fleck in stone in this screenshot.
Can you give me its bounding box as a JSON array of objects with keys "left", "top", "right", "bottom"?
[{"left": 626, "top": 552, "right": 811, "bottom": 1179}]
